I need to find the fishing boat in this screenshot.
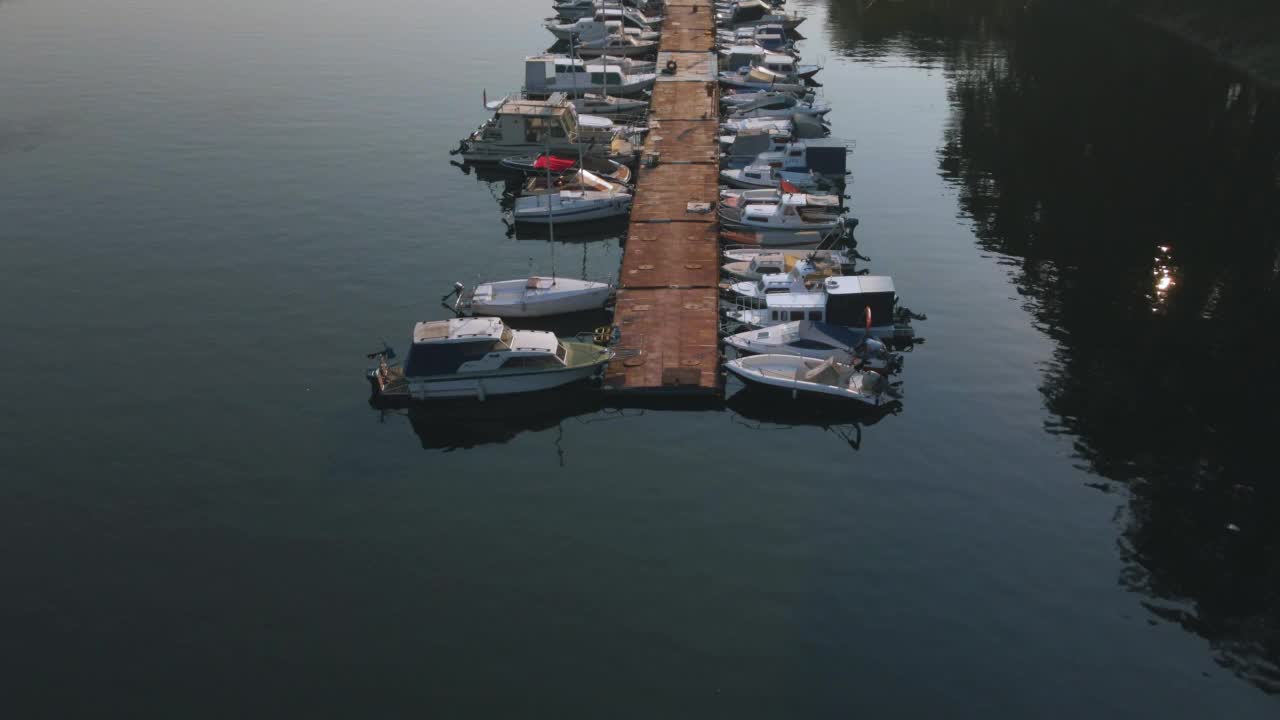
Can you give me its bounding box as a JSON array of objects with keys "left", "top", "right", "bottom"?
[
  {"left": 724, "top": 275, "right": 919, "bottom": 343},
  {"left": 366, "top": 317, "right": 612, "bottom": 402},
  {"left": 726, "top": 355, "right": 895, "bottom": 406},
  {"left": 511, "top": 188, "right": 633, "bottom": 224},
  {"left": 452, "top": 93, "right": 636, "bottom": 163},
  {"left": 719, "top": 193, "right": 845, "bottom": 232},
  {"left": 721, "top": 248, "right": 857, "bottom": 280},
  {"left": 724, "top": 320, "right": 904, "bottom": 375},
  {"left": 452, "top": 276, "right": 613, "bottom": 318},
  {"left": 524, "top": 56, "right": 657, "bottom": 98}
]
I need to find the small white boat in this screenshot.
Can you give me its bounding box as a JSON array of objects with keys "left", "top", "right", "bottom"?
[
  {"left": 547, "top": 15, "right": 658, "bottom": 42},
  {"left": 511, "top": 188, "right": 632, "bottom": 224},
  {"left": 367, "top": 317, "right": 612, "bottom": 402},
  {"left": 520, "top": 168, "right": 630, "bottom": 196},
  {"left": 724, "top": 246, "right": 855, "bottom": 264},
  {"left": 720, "top": 187, "right": 843, "bottom": 207},
  {"left": 719, "top": 193, "right": 845, "bottom": 232},
  {"left": 720, "top": 225, "right": 851, "bottom": 248},
  {"left": 728, "top": 263, "right": 830, "bottom": 302},
  {"left": 718, "top": 67, "right": 808, "bottom": 95},
  {"left": 724, "top": 320, "right": 903, "bottom": 375},
  {"left": 458, "top": 276, "right": 613, "bottom": 318},
  {"left": 575, "top": 30, "right": 658, "bottom": 58},
  {"left": 722, "top": 91, "right": 830, "bottom": 120},
  {"left": 572, "top": 93, "right": 650, "bottom": 116},
  {"left": 721, "top": 249, "right": 857, "bottom": 281},
  {"left": 726, "top": 355, "right": 894, "bottom": 406}
]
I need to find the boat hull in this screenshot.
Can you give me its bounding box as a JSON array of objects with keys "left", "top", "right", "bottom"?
[
  {"left": 402, "top": 363, "right": 607, "bottom": 400},
  {"left": 469, "top": 287, "right": 612, "bottom": 318}
]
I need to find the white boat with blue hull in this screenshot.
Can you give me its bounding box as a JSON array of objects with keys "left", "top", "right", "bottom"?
[{"left": 367, "top": 318, "right": 612, "bottom": 402}]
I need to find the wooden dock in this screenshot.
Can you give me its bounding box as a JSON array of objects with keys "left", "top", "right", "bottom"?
[{"left": 604, "top": 0, "right": 722, "bottom": 396}]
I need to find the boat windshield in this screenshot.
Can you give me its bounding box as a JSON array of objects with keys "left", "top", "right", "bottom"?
[
  {"left": 555, "top": 343, "right": 568, "bottom": 363},
  {"left": 500, "top": 326, "right": 514, "bottom": 348}
]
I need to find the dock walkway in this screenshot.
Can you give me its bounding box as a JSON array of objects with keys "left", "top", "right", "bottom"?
[{"left": 604, "top": 0, "right": 722, "bottom": 395}]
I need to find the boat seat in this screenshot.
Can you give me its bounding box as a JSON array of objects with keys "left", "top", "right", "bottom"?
[
  {"left": 801, "top": 357, "right": 840, "bottom": 385},
  {"left": 528, "top": 277, "right": 555, "bottom": 289}
]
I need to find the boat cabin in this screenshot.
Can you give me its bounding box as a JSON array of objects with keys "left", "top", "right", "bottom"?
[
  {"left": 479, "top": 93, "right": 580, "bottom": 145},
  {"left": 756, "top": 53, "right": 799, "bottom": 77},
  {"left": 755, "top": 276, "right": 898, "bottom": 327},
  {"left": 404, "top": 318, "right": 568, "bottom": 377},
  {"left": 593, "top": 7, "right": 656, "bottom": 32},
  {"left": 721, "top": 45, "right": 767, "bottom": 72},
  {"left": 525, "top": 57, "right": 631, "bottom": 96}
]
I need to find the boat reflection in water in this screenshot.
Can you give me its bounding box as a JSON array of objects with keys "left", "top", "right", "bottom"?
[
  {"left": 724, "top": 385, "right": 901, "bottom": 452},
  {"left": 396, "top": 388, "right": 610, "bottom": 456}
]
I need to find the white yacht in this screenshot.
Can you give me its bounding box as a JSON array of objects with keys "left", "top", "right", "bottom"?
[
  {"left": 367, "top": 317, "right": 612, "bottom": 401},
  {"left": 724, "top": 321, "right": 903, "bottom": 376}
]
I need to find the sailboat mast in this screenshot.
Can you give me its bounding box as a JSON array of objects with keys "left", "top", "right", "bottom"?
[{"left": 569, "top": 31, "right": 586, "bottom": 174}]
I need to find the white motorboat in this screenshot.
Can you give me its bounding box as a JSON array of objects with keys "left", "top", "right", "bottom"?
[
  {"left": 456, "top": 276, "right": 613, "bottom": 318},
  {"left": 547, "top": 14, "right": 658, "bottom": 42},
  {"left": 724, "top": 246, "right": 856, "bottom": 264},
  {"left": 724, "top": 275, "right": 918, "bottom": 343},
  {"left": 724, "top": 321, "right": 903, "bottom": 375},
  {"left": 728, "top": 261, "right": 834, "bottom": 302},
  {"left": 572, "top": 93, "right": 650, "bottom": 116},
  {"left": 512, "top": 188, "right": 632, "bottom": 224},
  {"left": 719, "top": 193, "right": 845, "bottom": 232},
  {"left": 366, "top": 317, "right": 612, "bottom": 401},
  {"left": 575, "top": 29, "right": 658, "bottom": 58},
  {"left": 555, "top": 0, "right": 655, "bottom": 21},
  {"left": 717, "top": 24, "right": 793, "bottom": 53},
  {"left": 722, "top": 91, "right": 830, "bottom": 120},
  {"left": 720, "top": 115, "right": 829, "bottom": 140},
  {"left": 721, "top": 223, "right": 853, "bottom": 248},
  {"left": 452, "top": 93, "right": 636, "bottom": 163},
  {"left": 525, "top": 56, "right": 657, "bottom": 98},
  {"left": 717, "top": 1, "right": 806, "bottom": 31},
  {"left": 720, "top": 187, "right": 843, "bottom": 207},
  {"left": 726, "top": 355, "right": 894, "bottom": 406},
  {"left": 721, "top": 248, "right": 857, "bottom": 281},
  {"left": 719, "top": 66, "right": 808, "bottom": 94}
]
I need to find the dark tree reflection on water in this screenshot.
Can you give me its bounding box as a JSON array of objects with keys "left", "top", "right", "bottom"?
[{"left": 826, "top": 0, "right": 1280, "bottom": 694}]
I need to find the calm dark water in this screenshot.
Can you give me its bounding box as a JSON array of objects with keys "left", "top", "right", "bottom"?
[{"left": 2, "top": 0, "right": 1278, "bottom": 715}]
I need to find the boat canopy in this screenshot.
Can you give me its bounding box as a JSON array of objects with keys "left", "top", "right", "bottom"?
[{"left": 534, "top": 155, "right": 577, "bottom": 172}]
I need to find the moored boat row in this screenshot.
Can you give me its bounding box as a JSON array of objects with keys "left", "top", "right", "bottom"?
[{"left": 368, "top": 0, "right": 924, "bottom": 411}]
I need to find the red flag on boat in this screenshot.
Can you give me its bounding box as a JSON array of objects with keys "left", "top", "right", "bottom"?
[{"left": 780, "top": 179, "right": 801, "bottom": 194}]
